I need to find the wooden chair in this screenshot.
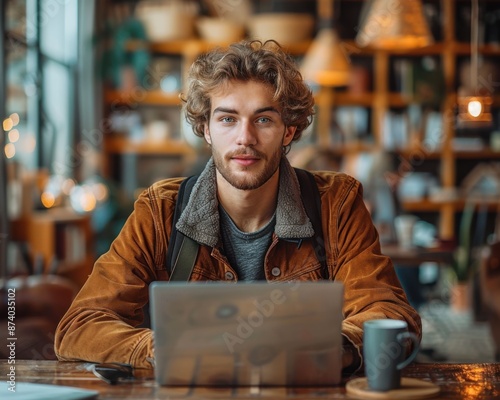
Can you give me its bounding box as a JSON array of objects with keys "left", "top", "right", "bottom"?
[{"left": 0, "top": 274, "right": 78, "bottom": 360}]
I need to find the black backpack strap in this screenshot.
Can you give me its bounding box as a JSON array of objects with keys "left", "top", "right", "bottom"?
[
  {"left": 166, "top": 169, "right": 327, "bottom": 281},
  {"left": 166, "top": 175, "right": 200, "bottom": 281},
  {"left": 294, "top": 168, "right": 329, "bottom": 280}
]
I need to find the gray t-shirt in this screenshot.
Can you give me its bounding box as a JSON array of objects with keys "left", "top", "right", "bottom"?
[{"left": 219, "top": 205, "right": 275, "bottom": 281}]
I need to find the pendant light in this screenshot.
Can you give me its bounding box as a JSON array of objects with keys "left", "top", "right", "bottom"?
[
  {"left": 355, "top": 0, "right": 433, "bottom": 50},
  {"left": 457, "top": 0, "right": 493, "bottom": 127},
  {"left": 301, "top": 0, "right": 350, "bottom": 87}
]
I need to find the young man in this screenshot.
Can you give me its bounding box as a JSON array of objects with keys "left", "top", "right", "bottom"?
[{"left": 55, "top": 40, "right": 421, "bottom": 372}]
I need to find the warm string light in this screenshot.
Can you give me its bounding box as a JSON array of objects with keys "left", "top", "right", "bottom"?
[
  {"left": 4, "top": 143, "right": 15, "bottom": 159},
  {"left": 10, "top": 113, "right": 20, "bottom": 125},
  {"left": 3, "top": 118, "right": 14, "bottom": 131},
  {"left": 3, "top": 115, "right": 15, "bottom": 158},
  {"left": 3, "top": 113, "right": 30, "bottom": 158},
  {"left": 4, "top": 112, "right": 107, "bottom": 214},
  {"left": 3, "top": 113, "right": 19, "bottom": 131},
  {"left": 8, "top": 129, "right": 19, "bottom": 143}
]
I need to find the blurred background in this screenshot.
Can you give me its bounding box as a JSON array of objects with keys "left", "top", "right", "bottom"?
[{"left": 1, "top": 0, "right": 499, "bottom": 362}]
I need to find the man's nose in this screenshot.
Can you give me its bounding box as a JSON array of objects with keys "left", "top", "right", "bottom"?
[{"left": 236, "top": 121, "right": 257, "bottom": 146}]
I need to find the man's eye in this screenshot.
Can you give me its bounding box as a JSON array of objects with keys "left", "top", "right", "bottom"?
[
  {"left": 256, "top": 117, "right": 271, "bottom": 123},
  {"left": 221, "top": 117, "right": 234, "bottom": 123}
]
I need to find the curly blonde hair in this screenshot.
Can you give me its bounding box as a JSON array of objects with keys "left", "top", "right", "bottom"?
[{"left": 182, "top": 40, "right": 315, "bottom": 149}]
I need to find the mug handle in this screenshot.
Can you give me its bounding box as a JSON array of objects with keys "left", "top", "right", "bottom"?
[{"left": 396, "top": 332, "right": 420, "bottom": 370}]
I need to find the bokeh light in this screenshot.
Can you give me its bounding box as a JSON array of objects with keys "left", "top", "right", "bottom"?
[
  {"left": 9, "top": 113, "right": 20, "bottom": 126},
  {"left": 62, "top": 178, "right": 76, "bottom": 196},
  {"left": 90, "top": 180, "right": 109, "bottom": 203},
  {"left": 8, "top": 129, "right": 20, "bottom": 143},
  {"left": 467, "top": 100, "right": 482, "bottom": 118},
  {"left": 4, "top": 143, "right": 16, "bottom": 158},
  {"left": 3, "top": 118, "right": 13, "bottom": 131},
  {"left": 23, "top": 135, "right": 37, "bottom": 153},
  {"left": 41, "top": 192, "right": 56, "bottom": 208},
  {"left": 70, "top": 185, "right": 97, "bottom": 213}
]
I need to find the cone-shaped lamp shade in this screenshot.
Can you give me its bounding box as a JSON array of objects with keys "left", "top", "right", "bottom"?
[
  {"left": 356, "top": 0, "right": 433, "bottom": 50},
  {"left": 301, "top": 28, "right": 351, "bottom": 87}
]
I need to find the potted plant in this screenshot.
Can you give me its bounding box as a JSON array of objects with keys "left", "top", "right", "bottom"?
[
  {"left": 95, "top": 3, "right": 151, "bottom": 90},
  {"left": 450, "top": 200, "right": 479, "bottom": 311}
]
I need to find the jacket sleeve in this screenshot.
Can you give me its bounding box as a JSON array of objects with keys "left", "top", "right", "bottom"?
[
  {"left": 325, "top": 175, "right": 422, "bottom": 369},
  {"left": 54, "top": 187, "right": 173, "bottom": 369}
]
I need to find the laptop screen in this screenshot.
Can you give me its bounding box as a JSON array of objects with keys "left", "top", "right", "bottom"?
[{"left": 150, "top": 281, "right": 344, "bottom": 387}]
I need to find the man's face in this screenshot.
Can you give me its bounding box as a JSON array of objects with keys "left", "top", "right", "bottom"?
[{"left": 204, "top": 80, "right": 295, "bottom": 191}]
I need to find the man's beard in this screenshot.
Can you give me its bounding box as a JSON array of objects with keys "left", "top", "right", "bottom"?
[{"left": 212, "top": 146, "right": 282, "bottom": 190}]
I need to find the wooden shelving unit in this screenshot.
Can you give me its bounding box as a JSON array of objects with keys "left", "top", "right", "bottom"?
[
  {"left": 10, "top": 208, "right": 93, "bottom": 288},
  {"left": 101, "top": 0, "right": 500, "bottom": 239},
  {"left": 104, "top": 136, "right": 195, "bottom": 155},
  {"left": 104, "top": 89, "right": 181, "bottom": 106},
  {"left": 321, "top": 0, "right": 500, "bottom": 239}
]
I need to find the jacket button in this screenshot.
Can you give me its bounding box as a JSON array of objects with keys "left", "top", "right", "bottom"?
[
  {"left": 271, "top": 267, "right": 281, "bottom": 277},
  {"left": 225, "top": 271, "right": 234, "bottom": 280}
]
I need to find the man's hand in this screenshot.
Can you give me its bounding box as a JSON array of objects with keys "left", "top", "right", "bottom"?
[{"left": 342, "top": 343, "right": 361, "bottom": 372}]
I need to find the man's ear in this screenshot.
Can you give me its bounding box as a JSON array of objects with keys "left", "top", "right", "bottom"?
[
  {"left": 283, "top": 126, "right": 296, "bottom": 146},
  {"left": 204, "top": 124, "right": 211, "bottom": 145}
]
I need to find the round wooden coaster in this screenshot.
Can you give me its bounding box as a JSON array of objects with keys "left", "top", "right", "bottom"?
[{"left": 346, "top": 377, "right": 440, "bottom": 400}]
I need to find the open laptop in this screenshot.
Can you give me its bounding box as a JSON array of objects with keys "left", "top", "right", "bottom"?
[{"left": 150, "top": 281, "right": 344, "bottom": 387}]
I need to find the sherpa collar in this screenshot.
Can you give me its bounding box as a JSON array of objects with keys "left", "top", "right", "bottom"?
[{"left": 176, "top": 156, "right": 314, "bottom": 247}]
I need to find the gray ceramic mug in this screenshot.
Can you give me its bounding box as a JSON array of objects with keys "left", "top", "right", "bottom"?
[{"left": 363, "top": 319, "right": 420, "bottom": 391}]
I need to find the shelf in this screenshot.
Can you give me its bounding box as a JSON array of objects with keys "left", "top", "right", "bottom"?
[
  {"left": 334, "top": 92, "right": 374, "bottom": 107},
  {"left": 402, "top": 199, "right": 448, "bottom": 212},
  {"left": 343, "top": 41, "right": 500, "bottom": 57},
  {"left": 453, "top": 42, "right": 500, "bottom": 56},
  {"left": 394, "top": 149, "right": 444, "bottom": 159},
  {"left": 449, "top": 93, "right": 500, "bottom": 106},
  {"left": 334, "top": 141, "right": 376, "bottom": 154},
  {"left": 393, "top": 148, "right": 500, "bottom": 160},
  {"left": 103, "top": 73, "right": 444, "bottom": 113},
  {"left": 306, "top": 142, "right": 376, "bottom": 156},
  {"left": 127, "top": 39, "right": 194, "bottom": 54},
  {"left": 380, "top": 42, "right": 448, "bottom": 56},
  {"left": 453, "top": 149, "right": 500, "bottom": 159},
  {"left": 381, "top": 243, "right": 455, "bottom": 266},
  {"left": 387, "top": 93, "right": 412, "bottom": 107},
  {"left": 325, "top": 92, "right": 436, "bottom": 109},
  {"left": 104, "top": 89, "right": 182, "bottom": 106},
  {"left": 127, "top": 39, "right": 312, "bottom": 56},
  {"left": 10, "top": 208, "right": 94, "bottom": 288},
  {"left": 104, "top": 135, "right": 195, "bottom": 155},
  {"left": 402, "top": 198, "right": 500, "bottom": 212},
  {"left": 125, "top": 39, "right": 500, "bottom": 59}
]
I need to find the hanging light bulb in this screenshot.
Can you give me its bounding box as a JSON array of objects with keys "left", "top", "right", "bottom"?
[
  {"left": 468, "top": 99, "right": 482, "bottom": 118},
  {"left": 458, "top": 0, "right": 493, "bottom": 127},
  {"left": 458, "top": 95, "right": 493, "bottom": 126}
]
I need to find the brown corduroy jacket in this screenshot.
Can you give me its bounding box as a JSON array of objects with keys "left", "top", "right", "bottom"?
[{"left": 55, "top": 157, "right": 421, "bottom": 370}]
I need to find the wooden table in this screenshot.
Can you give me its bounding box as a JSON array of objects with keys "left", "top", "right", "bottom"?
[{"left": 1, "top": 360, "right": 498, "bottom": 399}]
